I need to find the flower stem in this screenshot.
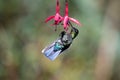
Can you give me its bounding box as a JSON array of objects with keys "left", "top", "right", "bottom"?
[
  {"left": 65, "top": 0, "right": 68, "bottom": 15},
  {"left": 56, "top": 0, "right": 60, "bottom": 13}
]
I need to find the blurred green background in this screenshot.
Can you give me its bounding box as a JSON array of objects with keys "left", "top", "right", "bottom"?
[{"left": 0, "top": 0, "right": 120, "bottom": 80}]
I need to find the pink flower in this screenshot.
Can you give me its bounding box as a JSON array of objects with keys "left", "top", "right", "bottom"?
[
  {"left": 63, "top": 0, "right": 81, "bottom": 30},
  {"left": 45, "top": 0, "right": 81, "bottom": 31},
  {"left": 45, "top": 0, "right": 63, "bottom": 26}
]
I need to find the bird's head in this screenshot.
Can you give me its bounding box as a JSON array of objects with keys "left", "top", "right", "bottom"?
[{"left": 70, "top": 27, "right": 79, "bottom": 39}]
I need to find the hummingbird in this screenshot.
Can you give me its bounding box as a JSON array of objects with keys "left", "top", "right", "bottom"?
[{"left": 42, "top": 27, "right": 79, "bottom": 61}]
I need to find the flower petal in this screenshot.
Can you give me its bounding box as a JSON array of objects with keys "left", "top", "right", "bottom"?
[
  {"left": 45, "top": 16, "right": 55, "bottom": 23},
  {"left": 54, "top": 14, "right": 60, "bottom": 21},
  {"left": 63, "top": 16, "right": 69, "bottom": 30},
  {"left": 69, "top": 17, "right": 81, "bottom": 26}
]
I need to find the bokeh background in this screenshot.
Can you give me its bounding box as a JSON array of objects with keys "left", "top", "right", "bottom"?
[{"left": 0, "top": 0, "right": 120, "bottom": 80}]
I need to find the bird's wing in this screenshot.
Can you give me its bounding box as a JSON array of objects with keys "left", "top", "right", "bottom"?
[{"left": 42, "top": 38, "right": 62, "bottom": 61}]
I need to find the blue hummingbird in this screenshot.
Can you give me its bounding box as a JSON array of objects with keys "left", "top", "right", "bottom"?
[{"left": 42, "top": 26, "right": 79, "bottom": 61}]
